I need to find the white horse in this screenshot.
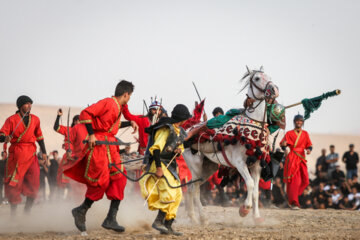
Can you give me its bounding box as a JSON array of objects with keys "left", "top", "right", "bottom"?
[{"left": 183, "top": 66, "right": 280, "bottom": 224}]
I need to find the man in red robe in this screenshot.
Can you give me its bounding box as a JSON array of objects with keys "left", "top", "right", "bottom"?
[
  {"left": 0, "top": 95, "right": 48, "bottom": 215},
  {"left": 64, "top": 80, "right": 138, "bottom": 234},
  {"left": 281, "top": 114, "right": 312, "bottom": 209},
  {"left": 53, "top": 110, "right": 80, "bottom": 190}
]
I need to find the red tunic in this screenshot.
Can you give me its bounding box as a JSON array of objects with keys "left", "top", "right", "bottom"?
[
  {"left": 55, "top": 125, "right": 72, "bottom": 187},
  {"left": 64, "top": 97, "right": 127, "bottom": 190},
  {"left": 121, "top": 104, "right": 150, "bottom": 155},
  {"left": 57, "top": 124, "right": 88, "bottom": 187},
  {"left": 0, "top": 113, "right": 44, "bottom": 187},
  {"left": 281, "top": 129, "right": 312, "bottom": 183}
]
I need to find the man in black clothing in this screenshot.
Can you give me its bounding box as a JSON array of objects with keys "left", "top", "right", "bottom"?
[
  {"left": 0, "top": 151, "right": 7, "bottom": 204},
  {"left": 48, "top": 150, "right": 60, "bottom": 201},
  {"left": 342, "top": 144, "right": 359, "bottom": 179},
  {"left": 331, "top": 163, "right": 345, "bottom": 186},
  {"left": 316, "top": 149, "right": 328, "bottom": 172},
  {"left": 272, "top": 177, "right": 286, "bottom": 207}
]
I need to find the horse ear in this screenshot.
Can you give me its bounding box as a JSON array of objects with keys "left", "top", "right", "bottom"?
[
  {"left": 259, "top": 66, "right": 264, "bottom": 72},
  {"left": 246, "top": 65, "right": 251, "bottom": 74}
]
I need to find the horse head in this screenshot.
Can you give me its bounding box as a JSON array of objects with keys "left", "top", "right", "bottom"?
[{"left": 241, "top": 66, "right": 279, "bottom": 103}]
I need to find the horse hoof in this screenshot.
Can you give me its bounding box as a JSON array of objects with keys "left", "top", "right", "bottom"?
[
  {"left": 239, "top": 205, "right": 250, "bottom": 217},
  {"left": 254, "top": 217, "right": 265, "bottom": 224}
]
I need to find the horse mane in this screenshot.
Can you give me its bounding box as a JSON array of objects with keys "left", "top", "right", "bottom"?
[{"left": 238, "top": 71, "right": 252, "bottom": 94}]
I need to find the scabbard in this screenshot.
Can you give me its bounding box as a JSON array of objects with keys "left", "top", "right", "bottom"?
[{"left": 82, "top": 140, "right": 126, "bottom": 146}]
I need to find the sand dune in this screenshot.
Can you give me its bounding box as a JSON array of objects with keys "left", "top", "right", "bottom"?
[{"left": 0, "top": 103, "right": 359, "bottom": 177}]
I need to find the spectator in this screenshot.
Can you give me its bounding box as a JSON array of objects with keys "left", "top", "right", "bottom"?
[
  {"left": 299, "top": 187, "right": 313, "bottom": 209},
  {"left": 38, "top": 152, "right": 48, "bottom": 202},
  {"left": 326, "top": 145, "right": 339, "bottom": 180},
  {"left": 313, "top": 182, "right": 330, "bottom": 209},
  {"left": 352, "top": 175, "right": 360, "bottom": 191},
  {"left": 348, "top": 186, "right": 360, "bottom": 209},
  {"left": 342, "top": 144, "right": 359, "bottom": 179},
  {"left": 338, "top": 195, "right": 355, "bottom": 210},
  {"left": 47, "top": 150, "right": 60, "bottom": 201},
  {"left": 331, "top": 188, "right": 342, "bottom": 208},
  {"left": 331, "top": 163, "right": 345, "bottom": 186},
  {"left": 272, "top": 177, "right": 286, "bottom": 207},
  {"left": 0, "top": 151, "right": 7, "bottom": 204},
  {"left": 316, "top": 148, "right": 328, "bottom": 172}
]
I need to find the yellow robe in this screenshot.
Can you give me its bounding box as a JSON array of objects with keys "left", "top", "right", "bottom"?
[{"left": 139, "top": 125, "right": 183, "bottom": 220}]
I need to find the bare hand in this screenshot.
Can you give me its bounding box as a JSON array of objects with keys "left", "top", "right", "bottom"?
[
  {"left": 58, "top": 108, "right": 63, "bottom": 116},
  {"left": 5, "top": 135, "right": 12, "bottom": 143},
  {"left": 131, "top": 121, "right": 138, "bottom": 134},
  {"left": 42, "top": 153, "right": 49, "bottom": 166},
  {"left": 203, "top": 113, "right": 208, "bottom": 122},
  {"left": 88, "top": 134, "right": 97, "bottom": 149},
  {"left": 281, "top": 140, "right": 287, "bottom": 147},
  {"left": 155, "top": 167, "right": 164, "bottom": 178},
  {"left": 306, "top": 149, "right": 311, "bottom": 155},
  {"left": 174, "top": 148, "right": 182, "bottom": 154}
]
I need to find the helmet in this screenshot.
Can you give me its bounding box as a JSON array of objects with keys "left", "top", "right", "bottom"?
[
  {"left": 149, "top": 100, "right": 162, "bottom": 110},
  {"left": 293, "top": 114, "right": 304, "bottom": 122},
  {"left": 268, "top": 103, "right": 285, "bottom": 123}
]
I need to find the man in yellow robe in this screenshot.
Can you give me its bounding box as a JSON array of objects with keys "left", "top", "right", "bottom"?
[{"left": 140, "top": 104, "right": 191, "bottom": 236}]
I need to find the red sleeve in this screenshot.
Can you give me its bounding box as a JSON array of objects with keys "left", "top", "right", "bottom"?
[
  {"left": 121, "top": 104, "right": 145, "bottom": 126},
  {"left": 35, "top": 117, "right": 44, "bottom": 141},
  {"left": 56, "top": 125, "right": 67, "bottom": 136},
  {"left": 79, "top": 98, "right": 109, "bottom": 124},
  {"left": 305, "top": 131, "right": 312, "bottom": 149},
  {"left": 280, "top": 131, "right": 294, "bottom": 147},
  {"left": 0, "top": 117, "right": 13, "bottom": 137}
]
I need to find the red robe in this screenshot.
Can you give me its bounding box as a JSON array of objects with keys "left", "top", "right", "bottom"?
[
  {"left": 55, "top": 125, "right": 72, "bottom": 187},
  {"left": 0, "top": 113, "right": 44, "bottom": 204},
  {"left": 64, "top": 97, "right": 127, "bottom": 201},
  {"left": 178, "top": 100, "right": 205, "bottom": 192},
  {"left": 281, "top": 129, "right": 312, "bottom": 206},
  {"left": 121, "top": 104, "right": 150, "bottom": 155}
]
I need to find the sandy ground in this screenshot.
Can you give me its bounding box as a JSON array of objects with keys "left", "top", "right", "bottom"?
[{"left": 0, "top": 201, "right": 359, "bottom": 240}]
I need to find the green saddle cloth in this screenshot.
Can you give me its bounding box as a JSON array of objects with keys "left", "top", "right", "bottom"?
[{"left": 206, "top": 109, "right": 243, "bottom": 129}]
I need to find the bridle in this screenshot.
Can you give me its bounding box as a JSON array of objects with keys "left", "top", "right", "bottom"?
[{"left": 246, "top": 71, "right": 275, "bottom": 113}]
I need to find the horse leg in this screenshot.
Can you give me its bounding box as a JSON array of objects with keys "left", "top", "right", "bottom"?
[
  {"left": 233, "top": 158, "right": 254, "bottom": 217},
  {"left": 250, "top": 162, "right": 263, "bottom": 223},
  {"left": 195, "top": 158, "right": 218, "bottom": 225},
  {"left": 182, "top": 149, "right": 204, "bottom": 224}
]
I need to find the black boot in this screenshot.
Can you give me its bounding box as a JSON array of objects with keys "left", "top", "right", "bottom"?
[
  {"left": 24, "top": 197, "right": 34, "bottom": 214},
  {"left": 101, "top": 200, "right": 125, "bottom": 232},
  {"left": 164, "top": 219, "right": 183, "bottom": 236},
  {"left": 71, "top": 198, "right": 93, "bottom": 232},
  {"left": 152, "top": 210, "right": 168, "bottom": 234}
]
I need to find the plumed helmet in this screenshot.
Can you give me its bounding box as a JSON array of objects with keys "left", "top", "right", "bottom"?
[
  {"left": 293, "top": 114, "right": 304, "bottom": 122},
  {"left": 149, "top": 100, "right": 162, "bottom": 110},
  {"left": 268, "top": 103, "right": 285, "bottom": 123}
]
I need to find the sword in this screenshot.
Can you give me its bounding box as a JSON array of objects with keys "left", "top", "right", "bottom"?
[
  {"left": 9, "top": 110, "right": 30, "bottom": 138},
  {"left": 192, "top": 81, "right": 206, "bottom": 115},
  {"left": 82, "top": 137, "right": 137, "bottom": 146}
]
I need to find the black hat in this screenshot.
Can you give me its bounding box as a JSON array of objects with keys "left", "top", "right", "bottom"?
[
  {"left": 171, "top": 104, "right": 191, "bottom": 123},
  {"left": 212, "top": 107, "right": 224, "bottom": 117},
  {"left": 16, "top": 95, "right": 33, "bottom": 109},
  {"left": 293, "top": 114, "right": 304, "bottom": 122}
]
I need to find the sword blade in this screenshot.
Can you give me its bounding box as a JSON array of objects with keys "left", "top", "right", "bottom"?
[{"left": 192, "top": 81, "right": 202, "bottom": 102}]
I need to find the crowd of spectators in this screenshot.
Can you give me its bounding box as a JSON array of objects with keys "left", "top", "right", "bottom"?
[{"left": 201, "top": 144, "right": 360, "bottom": 210}]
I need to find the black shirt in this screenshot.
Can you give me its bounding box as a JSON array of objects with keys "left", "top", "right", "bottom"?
[
  {"left": 48, "top": 159, "right": 59, "bottom": 184},
  {"left": 316, "top": 155, "right": 328, "bottom": 171},
  {"left": 0, "top": 159, "right": 6, "bottom": 179},
  {"left": 343, "top": 151, "right": 359, "bottom": 170}
]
